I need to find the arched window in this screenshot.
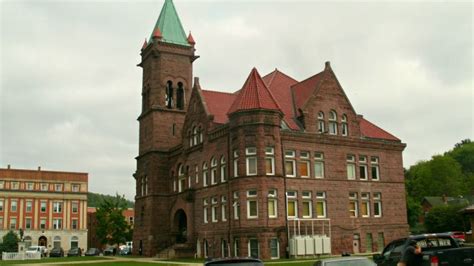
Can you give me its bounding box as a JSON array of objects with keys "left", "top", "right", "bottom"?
[
  {"left": 341, "top": 114, "right": 348, "bottom": 136},
  {"left": 220, "top": 156, "right": 227, "bottom": 183},
  {"left": 317, "top": 111, "right": 325, "bottom": 133},
  {"left": 53, "top": 236, "right": 61, "bottom": 248},
  {"left": 166, "top": 80, "right": 174, "bottom": 109},
  {"left": 70, "top": 236, "right": 79, "bottom": 249},
  {"left": 193, "top": 126, "right": 198, "bottom": 146},
  {"left": 328, "top": 110, "right": 338, "bottom": 135},
  {"left": 203, "top": 162, "right": 209, "bottom": 187},
  {"left": 198, "top": 126, "right": 203, "bottom": 144},
  {"left": 188, "top": 130, "right": 192, "bottom": 147},
  {"left": 176, "top": 82, "right": 185, "bottom": 110},
  {"left": 211, "top": 157, "right": 218, "bottom": 185},
  {"left": 24, "top": 236, "right": 32, "bottom": 248},
  {"left": 178, "top": 164, "right": 185, "bottom": 192}
]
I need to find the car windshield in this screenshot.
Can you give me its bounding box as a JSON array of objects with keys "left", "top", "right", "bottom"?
[{"left": 326, "top": 259, "right": 374, "bottom": 266}]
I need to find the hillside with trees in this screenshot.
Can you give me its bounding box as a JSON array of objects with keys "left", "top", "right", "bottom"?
[
  {"left": 88, "top": 192, "right": 134, "bottom": 208},
  {"left": 405, "top": 139, "right": 474, "bottom": 231}
]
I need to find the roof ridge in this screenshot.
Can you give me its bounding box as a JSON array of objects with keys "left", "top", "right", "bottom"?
[
  {"left": 294, "top": 70, "right": 325, "bottom": 87},
  {"left": 202, "top": 89, "right": 235, "bottom": 95}
]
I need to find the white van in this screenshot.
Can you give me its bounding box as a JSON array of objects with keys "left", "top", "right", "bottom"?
[{"left": 26, "top": 246, "right": 47, "bottom": 257}]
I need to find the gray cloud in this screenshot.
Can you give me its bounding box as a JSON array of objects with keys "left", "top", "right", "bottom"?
[{"left": 1, "top": 1, "right": 472, "bottom": 200}]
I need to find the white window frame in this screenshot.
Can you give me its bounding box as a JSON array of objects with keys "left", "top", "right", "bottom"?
[
  {"left": 53, "top": 202, "right": 62, "bottom": 213},
  {"left": 41, "top": 183, "right": 48, "bottom": 191},
  {"left": 72, "top": 202, "right": 79, "bottom": 213},
  {"left": 247, "top": 190, "right": 258, "bottom": 219},
  {"left": 53, "top": 218, "right": 62, "bottom": 230},
  {"left": 203, "top": 199, "right": 208, "bottom": 224},
  {"left": 220, "top": 156, "right": 227, "bottom": 183},
  {"left": 0, "top": 180, "right": 4, "bottom": 189},
  {"left": 10, "top": 217, "right": 17, "bottom": 229},
  {"left": 359, "top": 155, "right": 368, "bottom": 180},
  {"left": 195, "top": 165, "right": 199, "bottom": 184},
  {"left": 285, "top": 150, "right": 296, "bottom": 177},
  {"left": 211, "top": 197, "right": 218, "bottom": 222},
  {"left": 233, "top": 150, "right": 239, "bottom": 178},
  {"left": 26, "top": 200, "right": 32, "bottom": 212},
  {"left": 40, "top": 201, "right": 47, "bottom": 213},
  {"left": 328, "top": 110, "right": 338, "bottom": 135},
  {"left": 233, "top": 192, "right": 240, "bottom": 220},
  {"left": 268, "top": 189, "right": 277, "bottom": 218},
  {"left": 221, "top": 196, "right": 227, "bottom": 221},
  {"left": 317, "top": 111, "right": 325, "bottom": 133},
  {"left": 72, "top": 219, "right": 78, "bottom": 230},
  {"left": 40, "top": 218, "right": 46, "bottom": 229},
  {"left": 26, "top": 182, "right": 34, "bottom": 191},
  {"left": 374, "top": 193, "right": 382, "bottom": 217},
  {"left": 265, "top": 147, "right": 275, "bottom": 176},
  {"left": 25, "top": 217, "right": 32, "bottom": 229},
  {"left": 211, "top": 157, "right": 218, "bottom": 185},
  {"left": 341, "top": 114, "right": 348, "bottom": 136},
  {"left": 349, "top": 192, "right": 358, "bottom": 218},
  {"left": 371, "top": 157, "right": 380, "bottom": 181},
  {"left": 361, "top": 192, "right": 370, "bottom": 217},
  {"left": 347, "top": 154, "right": 356, "bottom": 180},
  {"left": 55, "top": 183, "right": 63, "bottom": 192},
  {"left": 11, "top": 199, "right": 17, "bottom": 212},
  {"left": 302, "top": 191, "right": 312, "bottom": 218},
  {"left": 286, "top": 191, "right": 297, "bottom": 218},
  {"left": 270, "top": 238, "right": 280, "bottom": 259},
  {"left": 203, "top": 162, "right": 209, "bottom": 187},
  {"left": 315, "top": 192, "right": 327, "bottom": 218},
  {"left": 248, "top": 238, "right": 259, "bottom": 258},
  {"left": 314, "top": 152, "right": 325, "bottom": 178},
  {"left": 72, "top": 184, "right": 80, "bottom": 192},
  {"left": 246, "top": 147, "right": 257, "bottom": 176}
]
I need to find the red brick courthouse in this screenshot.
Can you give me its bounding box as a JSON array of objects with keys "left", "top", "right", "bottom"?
[{"left": 133, "top": 0, "right": 408, "bottom": 259}]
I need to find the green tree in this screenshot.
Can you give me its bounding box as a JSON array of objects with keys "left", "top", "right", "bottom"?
[
  {"left": 96, "top": 194, "right": 131, "bottom": 252},
  {"left": 0, "top": 230, "right": 19, "bottom": 252},
  {"left": 424, "top": 204, "right": 469, "bottom": 233},
  {"left": 406, "top": 196, "right": 422, "bottom": 227}
]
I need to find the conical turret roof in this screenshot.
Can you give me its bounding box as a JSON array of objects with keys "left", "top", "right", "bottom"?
[
  {"left": 228, "top": 68, "right": 282, "bottom": 115},
  {"left": 149, "top": 0, "right": 189, "bottom": 46}
]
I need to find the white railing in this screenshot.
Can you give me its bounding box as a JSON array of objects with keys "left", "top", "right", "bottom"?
[{"left": 2, "top": 252, "right": 41, "bottom": 260}]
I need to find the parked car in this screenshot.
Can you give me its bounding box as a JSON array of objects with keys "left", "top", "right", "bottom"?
[
  {"left": 26, "top": 246, "right": 47, "bottom": 257},
  {"left": 446, "top": 231, "right": 466, "bottom": 245},
  {"left": 85, "top": 248, "right": 101, "bottom": 256},
  {"left": 119, "top": 247, "right": 132, "bottom": 255},
  {"left": 204, "top": 258, "right": 264, "bottom": 266},
  {"left": 314, "top": 256, "right": 376, "bottom": 266},
  {"left": 373, "top": 233, "right": 474, "bottom": 266},
  {"left": 67, "top": 247, "right": 82, "bottom": 257},
  {"left": 49, "top": 247, "right": 64, "bottom": 257},
  {"left": 103, "top": 246, "right": 115, "bottom": 256}
]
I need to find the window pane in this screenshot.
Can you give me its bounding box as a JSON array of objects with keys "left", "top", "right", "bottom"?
[
  {"left": 316, "top": 201, "right": 325, "bottom": 217},
  {"left": 270, "top": 239, "right": 279, "bottom": 258},
  {"left": 268, "top": 200, "right": 276, "bottom": 217},
  {"left": 249, "top": 201, "right": 257, "bottom": 217},
  {"left": 299, "top": 162, "right": 309, "bottom": 177},
  {"left": 285, "top": 161, "right": 295, "bottom": 176},
  {"left": 372, "top": 166, "right": 379, "bottom": 180},
  {"left": 314, "top": 162, "right": 324, "bottom": 178},
  {"left": 347, "top": 164, "right": 355, "bottom": 179},
  {"left": 247, "top": 157, "right": 257, "bottom": 175},
  {"left": 303, "top": 202, "right": 311, "bottom": 217},
  {"left": 266, "top": 158, "right": 274, "bottom": 175},
  {"left": 361, "top": 202, "right": 368, "bottom": 216},
  {"left": 288, "top": 201, "right": 296, "bottom": 217}
]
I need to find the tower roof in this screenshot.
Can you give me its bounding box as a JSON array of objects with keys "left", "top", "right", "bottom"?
[
  {"left": 150, "top": 0, "right": 189, "bottom": 46},
  {"left": 228, "top": 68, "right": 282, "bottom": 115}
]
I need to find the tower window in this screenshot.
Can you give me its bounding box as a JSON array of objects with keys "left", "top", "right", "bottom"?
[
  {"left": 166, "top": 81, "right": 174, "bottom": 109},
  {"left": 317, "top": 111, "right": 325, "bottom": 133},
  {"left": 177, "top": 82, "right": 185, "bottom": 110},
  {"left": 341, "top": 114, "right": 348, "bottom": 136},
  {"left": 329, "top": 110, "right": 338, "bottom": 135}
]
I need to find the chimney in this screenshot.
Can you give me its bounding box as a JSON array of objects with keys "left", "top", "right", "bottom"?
[
  {"left": 38, "top": 166, "right": 41, "bottom": 171},
  {"left": 325, "top": 61, "right": 331, "bottom": 70},
  {"left": 7, "top": 164, "right": 10, "bottom": 169}
]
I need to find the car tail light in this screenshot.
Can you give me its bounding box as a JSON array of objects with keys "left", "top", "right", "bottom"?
[{"left": 431, "top": 256, "right": 439, "bottom": 266}]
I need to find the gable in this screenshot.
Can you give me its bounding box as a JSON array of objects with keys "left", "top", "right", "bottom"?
[{"left": 182, "top": 81, "right": 212, "bottom": 141}]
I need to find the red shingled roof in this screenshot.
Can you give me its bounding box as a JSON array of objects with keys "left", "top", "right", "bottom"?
[
  {"left": 201, "top": 90, "right": 236, "bottom": 124},
  {"left": 263, "top": 69, "right": 299, "bottom": 130},
  {"left": 360, "top": 118, "right": 400, "bottom": 141},
  {"left": 228, "top": 68, "right": 281, "bottom": 115},
  {"left": 291, "top": 71, "right": 325, "bottom": 111}
]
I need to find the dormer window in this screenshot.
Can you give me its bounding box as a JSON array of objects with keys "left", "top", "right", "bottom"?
[
  {"left": 317, "top": 112, "right": 325, "bottom": 133},
  {"left": 341, "top": 114, "right": 348, "bottom": 136},
  {"left": 328, "top": 110, "right": 338, "bottom": 135}
]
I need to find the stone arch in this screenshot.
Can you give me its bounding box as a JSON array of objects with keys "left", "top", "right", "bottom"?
[
  {"left": 173, "top": 209, "right": 187, "bottom": 243},
  {"left": 38, "top": 236, "right": 47, "bottom": 247}
]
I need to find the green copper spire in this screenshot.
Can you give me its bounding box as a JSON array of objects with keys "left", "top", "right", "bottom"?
[{"left": 150, "top": 0, "right": 189, "bottom": 46}]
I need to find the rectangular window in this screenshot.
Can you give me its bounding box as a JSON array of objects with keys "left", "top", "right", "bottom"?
[
  {"left": 247, "top": 190, "right": 258, "bottom": 219},
  {"left": 203, "top": 199, "right": 208, "bottom": 224},
  {"left": 359, "top": 155, "right": 368, "bottom": 180},
  {"left": 0, "top": 199, "right": 3, "bottom": 211},
  {"left": 53, "top": 219, "right": 62, "bottom": 229},
  {"left": 72, "top": 219, "right": 78, "bottom": 230},
  {"left": 40, "top": 218, "right": 46, "bottom": 229},
  {"left": 233, "top": 150, "right": 239, "bottom": 178},
  {"left": 72, "top": 184, "right": 80, "bottom": 192},
  {"left": 316, "top": 192, "right": 327, "bottom": 218},
  {"left": 268, "top": 189, "right": 277, "bottom": 218},
  {"left": 374, "top": 193, "right": 382, "bottom": 217},
  {"left": 221, "top": 196, "right": 227, "bottom": 221},
  {"left": 329, "top": 121, "right": 338, "bottom": 135},
  {"left": 246, "top": 147, "right": 257, "bottom": 176},
  {"left": 26, "top": 200, "right": 33, "bottom": 212},
  {"left": 233, "top": 192, "right": 240, "bottom": 220},
  {"left": 371, "top": 157, "right": 380, "bottom": 181},
  {"left": 249, "top": 239, "right": 259, "bottom": 258},
  {"left": 299, "top": 156, "right": 310, "bottom": 178},
  {"left": 55, "top": 183, "right": 63, "bottom": 191},
  {"left": 40, "top": 201, "right": 47, "bottom": 212},
  {"left": 41, "top": 183, "right": 48, "bottom": 191},
  {"left": 220, "top": 159, "right": 227, "bottom": 183},
  {"left": 11, "top": 182, "right": 19, "bottom": 190},
  {"left": 11, "top": 199, "right": 17, "bottom": 212},
  {"left": 287, "top": 191, "right": 297, "bottom": 218},
  {"left": 0, "top": 218, "right": 3, "bottom": 228},
  {"left": 211, "top": 160, "right": 218, "bottom": 185},
  {"left": 270, "top": 238, "right": 279, "bottom": 259},
  {"left": 233, "top": 238, "right": 240, "bottom": 257},
  {"left": 26, "top": 182, "right": 34, "bottom": 191},
  {"left": 211, "top": 197, "right": 218, "bottom": 222},
  {"left": 377, "top": 232, "right": 385, "bottom": 251},
  {"left": 10, "top": 217, "right": 17, "bottom": 229},
  {"left": 361, "top": 192, "right": 370, "bottom": 217},
  {"left": 285, "top": 150, "right": 296, "bottom": 177},
  {"left": 178, "top": 177, "right": 185, "bottom": 192},
  {"left": 195, "top": 165, "right": 199, "bottom": 184},
  {"left": 314, "top": 152, "right": 325, "bottom": 178},
  {"left": 302, "top": 191, "right": 312, "bottom": 218},
  {"left": 0, "top": 180, "right": 4, "bottom": 189},
  {"left": 265, "top": 147, "right": 275, "bottom": 175},
  {"left": 349, "top": 192, "right": 358, "bottom": 217},
  {"left": 347, "top": 155, "right": 356, "bottom": 180},
  {"left": 53, "top": 202, "right": 62, "bottom": 213},
  {"left": 203, "top": 163, "right": 209, "bottom": 187},
  {"left": 25, "top": 218, "right": 32, "bottom": 229},
  {"left": 72, "top": 202, "right": 79, "bottom": 213},
  {"left": 366, "top": 233, "right": 373, "bottom": 253}
]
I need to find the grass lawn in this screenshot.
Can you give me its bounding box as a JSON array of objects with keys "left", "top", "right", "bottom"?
[
  {"left": 46, "top": 262, "right": 161, "bottom": 266},
  {"left": 1, "top": 256, "right": 110, "bottom": 265}
]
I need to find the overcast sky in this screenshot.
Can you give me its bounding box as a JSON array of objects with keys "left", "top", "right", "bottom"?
[{"left": 1, "top": 0, "right": 472, "bottom": 200}]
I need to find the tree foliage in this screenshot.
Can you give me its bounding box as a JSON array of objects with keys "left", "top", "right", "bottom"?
[
  {"left": 96, "top": 194, "right": 132, "bottom": 249},
  {"left": 424, "top": 204, "right": 469, "bottom": 233},
  {"left": 88, "top": 192, "right": 134, "bottom": 208},
  {"left": 0, "top": 231, "right": 19, "bottom": 252}
]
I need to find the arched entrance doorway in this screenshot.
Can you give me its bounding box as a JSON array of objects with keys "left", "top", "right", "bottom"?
[
  {"left": 174, "top": 209, "right": 187, "bottom": 243},
  {"left": 38, "top": 236, "right": 47, "bottom": 247}
]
